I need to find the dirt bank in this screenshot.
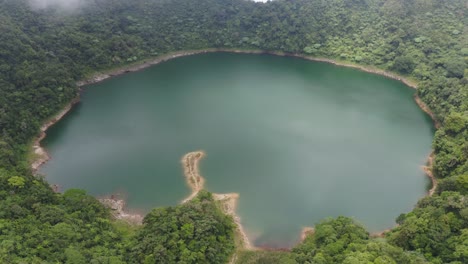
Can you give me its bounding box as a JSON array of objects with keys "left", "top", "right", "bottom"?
[
  {"left": 423, "top": 152, "right": 437, "bottom": 196},
  {"left": 99, "top": 197, "right": 144, "bottom": 224},
  {"left": 214, "top": 193, "right": 255, "bottom": 250},
  {"left": 300, "top": 227, "right": 315, "bottom": 242},
  {"left": 31, "top": 96, "right": 81, "bottom": 173}
]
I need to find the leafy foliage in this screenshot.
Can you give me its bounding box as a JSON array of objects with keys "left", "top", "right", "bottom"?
[
  {"left": 292, "top": 217, "right": 427, "bottom": 264},
  {"left": 236, "top": 250, "right": 296, "bottom": 264},
  {"left": 129, "top": 191, "right": 235, "bottom": 264},
  {"left": 388, "top": 192, "right": 468, "bottom": 263},
  {"left": 0, "top": 169, "right": 129, "bottom": 263}
]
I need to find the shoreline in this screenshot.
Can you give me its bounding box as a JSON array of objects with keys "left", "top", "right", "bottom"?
[
  {"left": 31, "top": 96, "right": 81, "bottom": 173},
  {"left": 181, "top": 151, "right": 254, "bottom": 251},
  {"left": 99, "top": 197, "right": 144, "bottom": 224},
  {"left": 213, "top": 193, "right": 254, "bottom": 251},
  {"left": 30, "top": 48, "right": 439, "bottom": 251},
  {"left": 422, "top": 152, "right": 437, "bottom": 196},
  {"left": 300, "top": 227, "right": 315, "bottom": 241}
]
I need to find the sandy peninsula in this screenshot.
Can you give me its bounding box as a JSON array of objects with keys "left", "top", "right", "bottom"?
[
  {"left": 181, "top": 151, "right": 206, "bottom": 203},
  {"left": 181, "top": 151, "right": 254, "bottom": 250}
]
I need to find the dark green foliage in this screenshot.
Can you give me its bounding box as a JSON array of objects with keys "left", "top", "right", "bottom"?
[
  {"left": 432, "top": 113, "right": 467, "bottom": 178},
  {"left": 387, "top": 192, "right": 468, "bottom": 263},
  {"left": 292, "top": 217, "right": 427, "bottom": 264},
  {"left": 0, "top": 0, "right": 466, "bottom": 263},
  {"left": 129, "top": 191, "right": 235, "bottom": 264},
  {"left": 393, "top": 56, "right": 416, "bottom": 74},
  {"left": 437, "top": 174, "right": 468, "bottom": 194},
  {"left": 444, "top": 58, "right": 466, "bottom": 78},
  {"left": 0, "top": 169, "right": 129, "bottom": 263},
  {"left": 236, "top": 250, "right": 296, "bottom": 264},
  {"left": 235, "top": 218, "right": 427, "bottom": 264}
]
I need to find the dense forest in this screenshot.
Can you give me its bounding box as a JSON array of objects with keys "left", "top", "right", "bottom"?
[{"left": 0, "top": 0, "right": 466, "bottom": 263}]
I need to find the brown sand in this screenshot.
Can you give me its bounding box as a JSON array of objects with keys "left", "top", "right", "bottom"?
[{"left": 181, "top": 151, "right": 206, "bottom": 203}]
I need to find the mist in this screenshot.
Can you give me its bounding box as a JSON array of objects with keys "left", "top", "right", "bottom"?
[{"left": 28, "top": 0, "right": 89, "bottom": 10}]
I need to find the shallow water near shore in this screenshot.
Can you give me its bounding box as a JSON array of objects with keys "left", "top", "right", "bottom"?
[{"left": 40, "top": 53, "right": 434, "bottom": 247}]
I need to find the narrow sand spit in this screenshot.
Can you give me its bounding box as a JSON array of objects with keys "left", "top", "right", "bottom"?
[
  {"left": 181, "top": 151, "right": 206, "bottom": 203},
  {"left": 181, "top": 151, "right": 255, "bottom": 251},
  {"left": 98, "top": 150, "right": 254, "bottom": 249}
]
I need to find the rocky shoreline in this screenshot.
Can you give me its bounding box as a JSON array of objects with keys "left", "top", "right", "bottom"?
[
  {"left": 300, "top": 227, "right": 315, "bottom": 241},
  {"left": 422, "top": 153, "right": 437, "bottom": 196},
  {"left": 31, "top": 96, "right": 81, "bottom": 173},
  {"left": 99, "top": 197, "right": 144, "bottom": 224}
]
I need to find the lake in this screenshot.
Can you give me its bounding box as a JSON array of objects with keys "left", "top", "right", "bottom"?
[{"left": 40, "top": 53, "right": 434, "bottom": 247}]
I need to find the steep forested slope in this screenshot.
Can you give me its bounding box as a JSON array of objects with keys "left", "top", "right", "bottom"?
[{"left": 0, "top": 0, "right": 466, "bottom": 263}]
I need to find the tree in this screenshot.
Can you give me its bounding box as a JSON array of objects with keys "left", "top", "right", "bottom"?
[
  {"left": 129, "top": 191, "right": 235, "bottom": 264},
  {"left": 392, "top": 56, "right": 416, "bottom": 74},
  {"left": 444, "top": 112, "right": 467, "bottom": 134},
  {"left": 65, "top": 247, "right": 86, "bottom": 264},
  {"left": 7, "top": 176, "right": 25, "bottom": 189},
  {"left": 445, "top": 59, "right": 466, "bottom": 78}
]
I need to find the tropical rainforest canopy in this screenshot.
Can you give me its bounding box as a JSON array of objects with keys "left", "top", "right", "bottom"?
[{"left": 0, "top": 0, "right": 466, "bottom": 263}]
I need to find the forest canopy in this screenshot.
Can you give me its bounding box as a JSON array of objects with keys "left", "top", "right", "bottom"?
[{"left": 0, "top": 0, "right": 466, "bottom": 263}]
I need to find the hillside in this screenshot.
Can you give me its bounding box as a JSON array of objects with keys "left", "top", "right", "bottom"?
[{"left": 0, "top": 0, "right": 466, "bottom": 263}]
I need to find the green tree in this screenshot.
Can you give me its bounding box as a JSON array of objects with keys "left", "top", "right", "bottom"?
[
  {"left": 392, "top": 56, "right": 416, "bottom": 74},
  {"left": 7, "top": 176, "right": 25, "bottom": 189}
]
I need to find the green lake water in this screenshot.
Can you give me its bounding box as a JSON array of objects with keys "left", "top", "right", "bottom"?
[{"left": 40, "top": 53, "right": 434, "bottom": 247}]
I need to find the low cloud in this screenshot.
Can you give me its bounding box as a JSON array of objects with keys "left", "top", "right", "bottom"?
[{"left": 28, "top": 0, "right": 89, "bottom": 10}]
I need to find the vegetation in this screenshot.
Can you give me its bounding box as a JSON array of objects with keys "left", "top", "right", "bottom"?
[
  {"left": 236, "top": 250, "right": 296, "bottom": 264},
  {"left": 292, "top": 217, "right": 428, "bottom": 264},
  {"left": 0, "top": 169, "right": 130, "bottom": 263},
  {"left": 129, "top": 191, "right": 235, "bottom": 264},
  {"left": 0, "top": 169, "right": 234, "bottom": 263},
  {"left": 236, "top": 217, "right": 428, "bottom": 264},
  {"left": 0, "top": 0, "right": 466, "bottom": 263}
]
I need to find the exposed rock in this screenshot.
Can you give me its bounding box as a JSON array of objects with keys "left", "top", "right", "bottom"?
[{"left": 99, "top": 197, "right": 144, "bottom": 225}]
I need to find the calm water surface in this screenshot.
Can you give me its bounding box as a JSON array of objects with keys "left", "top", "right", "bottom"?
[{"left": 41, "top": 53, "right": 434, "bottom": 247}]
